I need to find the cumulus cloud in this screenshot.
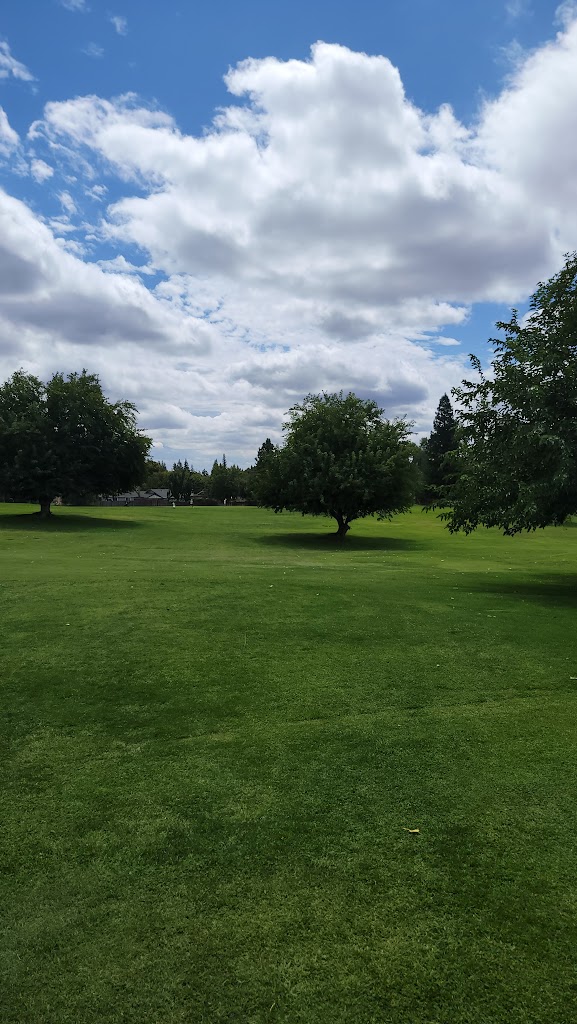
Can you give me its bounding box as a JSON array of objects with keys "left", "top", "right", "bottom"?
[
  {"left": 40, "top": 39, "right": 568, "bottom": 321},
  {"left": 477, "top": 17, "right": 577, "bottom": 229},
  {"left": 60, "top": 0, "right": 87, "bottom": 10},
  {"left": 0, "top": 39, "right": 35, "bottom": 82},
  {"left": 2, "top": 19, "right": 577, "bottom": 463},
  {"left": 0, "top": 188, "right": 212, "bottom": 360}
]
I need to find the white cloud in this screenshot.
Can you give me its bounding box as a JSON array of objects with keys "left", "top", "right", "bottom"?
[
  {"left": 0, "top": 188, "right": 212, "bottom": 354},
  {"left": 0, "top": 39, "right": 35, "bottom": 82},
  {"left": 60, "top": 0, "right": 88, "bottom": 10},
  {"left": 30, "top": 158, "right": 54, "bottom": 182},
  {"left": 82, "top": 43, "right": 104, "bottom": 59},
  {"left": 87, "top": 183, "right": 107, "bottom": 200},
  {"left": 41, "top": 40, "right": 570, "bottom": 311},
  {"left": 58, "top": 190, "right": 78, "bottom": 215},
  {"left": 428, "top": 336, "right": 461, "bottom": 347},
  {"left": 477, "top": 17, "right": 577, "bottom": 233},
  {"left": 556, "top": 1, "right": 577, "bottom": 27},
  {"left": 110, "top": 16, "right": 128, "bottom": 36},
  {"left": 0, "top": 106, "right": 19, "bottom": 156},
  {"left": 506, "top": 0, "right": 530, "bottom": 18},
  {"left": 3, "top": 19, "right": 577, "bottom": 463},
  {"left": 98, "top": 254, "right": 155, "bottom": 275},
  {"left": 498, "top": 38, "right": 527, "bottom": 71}
]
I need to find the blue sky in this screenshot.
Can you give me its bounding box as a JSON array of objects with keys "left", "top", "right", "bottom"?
[{"left": 0, "top": 0, "right": 575, "bottom": 466}]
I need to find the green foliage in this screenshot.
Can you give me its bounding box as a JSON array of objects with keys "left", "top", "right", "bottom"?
[
  {"left": 250, "top": 437, "right": 276, "bottom": 502},
  {"left": 142, "top": 459, "right": 170, "bottom": 489},
  {"left": 447, "top": 253, "right": 577, "bottom": 534},
  {"left": 208, "top": 455, "right": 251, "bottom": 501},
  {"left": 166, "top": 460, "right": 208, "bottom": 501},
  {"left": 168, "top": 459, "right": 193, "bottom": 501},
  {"left": 414, "top": 437, "right": 431, "bottom": 503},
  {"left": 0, "top": 370, "right": 151, "bottom": 514},
  {"left": 208, "top": 457, "right": 230, "bottom": 501},
  {"left": 256, "top": 438, "right": 275, "bottom": 462},
  {"left": 420, "top": 393, "right": 459, "bottom": 504},
  {"left": 255, "top": 392, "right": 417, "bottom": 535}
]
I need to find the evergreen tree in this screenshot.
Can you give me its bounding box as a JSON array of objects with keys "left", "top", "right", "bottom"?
[
  {"left": 209, "top": 456, "right": 231, "bottom": 501},
  {"left": 251, "top": 438, "right": 277, "bottom": 503},
  {"left": 168, "top": 460, "right": 194, "bottom": 501},
  {"left": 423, "top": 394, "right": 459, "bottom": 503}
]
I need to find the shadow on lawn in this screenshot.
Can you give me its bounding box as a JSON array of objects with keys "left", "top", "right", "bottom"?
[
  {"left": 258, "top": 531, "right": 424, "bottom": 552},
  {"left": 468, "top": 573, "right": 577, "bottom": 608},
  {"left": 0, "top": 512, "right": 142, "bottom": 532}
]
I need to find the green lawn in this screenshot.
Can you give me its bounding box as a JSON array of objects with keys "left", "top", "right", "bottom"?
[{"left": 1, "top": 504, "right": 576, "bottom": 1024}]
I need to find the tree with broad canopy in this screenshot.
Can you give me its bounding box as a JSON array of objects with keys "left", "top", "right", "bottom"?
[
  {"left": 445, "top": 252, "right": 577, "bottom": 534},
  {"left": 253, "top": 391, "right": 417, "bottom": 538},
  {"left": 0, "top": 370, "right": 151, "bottom": 517}
]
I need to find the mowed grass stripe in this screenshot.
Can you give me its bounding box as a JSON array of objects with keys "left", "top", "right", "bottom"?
[{"left": 1, "top": 505, "right": 576, "bottom": 1023}]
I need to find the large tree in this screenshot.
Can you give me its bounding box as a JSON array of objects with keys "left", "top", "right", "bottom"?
[
  {"left": 249, "top": 438, "right": 276, "bottom": 502},
  {"left": 420, "top": 393, "right": 459, "bottom": 503},
  {"left": 0, "top": 370, "right": 151, "bottom": 517},
  {"left": 208, "top": 456, "right": 231, "bottom": 502},
  {"left": 168, "top": 459, "right": 193, "bottom": 501},
  {"left": 446, "top": 252, "right": 577, "bottom": 534},
  {"left": 207, "top": 455, "right": 250, "bottom": 502},
  {"left": 254, "top": 391, "right": 417, "bottom": 538}
]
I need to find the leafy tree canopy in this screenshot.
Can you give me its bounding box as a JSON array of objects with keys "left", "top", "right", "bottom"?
[
  {"left": 254, "top": 391, "right": 417, "bottom": 537},
  {"left": 446, "top": 252, "right": 577, "bottom": 534},
  {"left": 168, "top": 459, "right": 193, "bottom": 501},
  {"left": 0, "top": 370, "right": 151, "bottom": 516},
  {"left": 142, "top": 459, "right": 170, "bottom": 490},
  {"left": 208, "top": 455, "right": 251, "bottom": 501}
]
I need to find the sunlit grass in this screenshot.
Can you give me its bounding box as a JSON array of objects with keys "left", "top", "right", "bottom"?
[{"left": 1, "top": 504, "right": 576, "bottom": 1023}]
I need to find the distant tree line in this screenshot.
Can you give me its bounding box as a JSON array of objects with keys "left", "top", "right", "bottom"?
[{"left": 141, "top": 454, "right": 255, "bottom": 503}]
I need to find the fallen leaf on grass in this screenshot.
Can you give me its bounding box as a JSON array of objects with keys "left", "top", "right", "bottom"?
[{"left": 402, "top": 828, "right": 420, "bottom": 834}]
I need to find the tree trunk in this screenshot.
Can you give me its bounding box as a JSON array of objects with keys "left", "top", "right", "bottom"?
[
  {"left": 37, "top": 498, "right": 52, "bottom": 519},
  {"left": 334, "top": 514, "right": 350, "bottom": 539}
]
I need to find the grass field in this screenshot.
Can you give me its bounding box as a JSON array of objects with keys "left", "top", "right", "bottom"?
[{"left": 1, "top": 503, "right": 576, "bottom": 1024}]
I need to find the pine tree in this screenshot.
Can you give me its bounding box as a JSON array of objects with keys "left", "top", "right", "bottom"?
[{"left": 424, "top": 394, "right": 459, "bottom": 502}]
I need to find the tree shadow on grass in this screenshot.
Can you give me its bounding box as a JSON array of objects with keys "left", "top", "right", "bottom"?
[
  {"left": 467, "top": 573, "right": 577, "bottom": 608},
  {"left": 258, "top": 531, "right": 425, "bottom": 552},
  {"left": 0, "top": 512, "right": 142, "bottom": 532}
]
